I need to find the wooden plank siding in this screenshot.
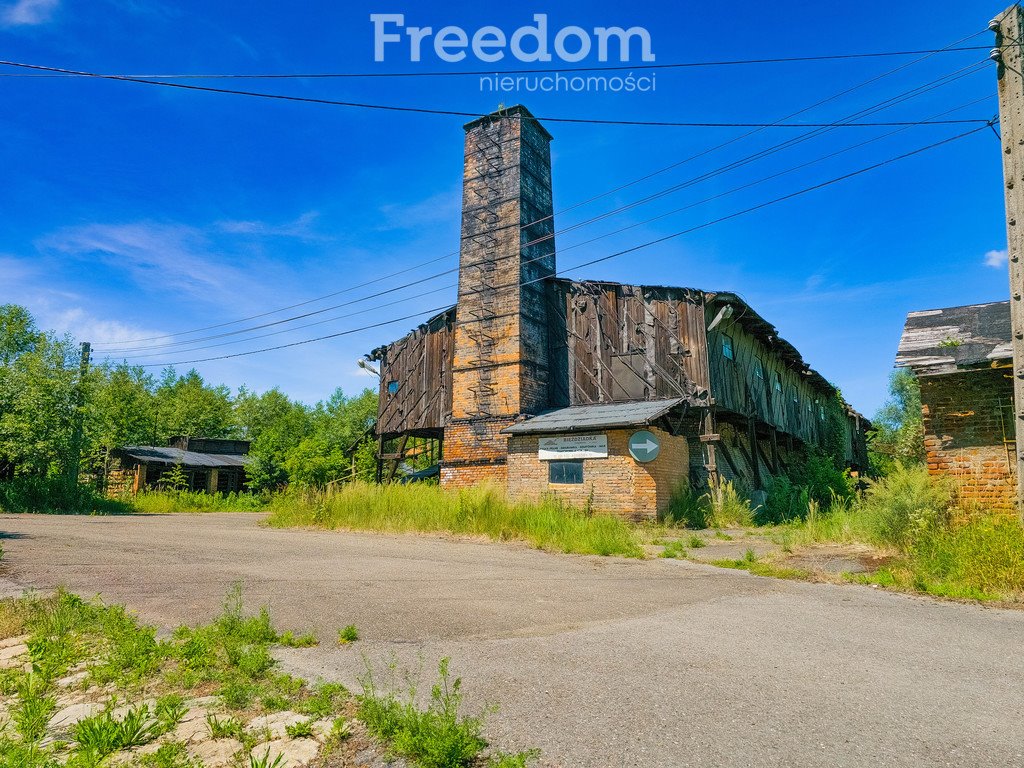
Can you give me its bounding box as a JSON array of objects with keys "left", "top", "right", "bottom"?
[
  {"left": 703, "top": 296, "right": 864, "bottom": 467},
  {"left": 705, "top": 313, "right": 828, "bottom": 446},
  {"left": 369, "top": 308, "right": 455, "bottom": 439},
  {"left": 553, "top": 280, "right": 711, "bottom": 406}
]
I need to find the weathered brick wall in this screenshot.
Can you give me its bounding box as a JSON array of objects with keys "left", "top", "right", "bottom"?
[
  {"left": 506, "top": 427, "right": 688, "bottom": 520},
  {"left": 919, "top": 368, "right": 1015, "bottom": 511},
  {"left": 445, "top": 107, "right": 555, "bottom": 489},
  {"left": 441, "top": 419, "right": 511, "bottom": 488}
]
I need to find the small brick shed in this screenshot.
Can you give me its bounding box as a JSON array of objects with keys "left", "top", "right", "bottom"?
[
  {"left": 896, "top": 300, "right": 1015, "bottom": 510},
  {"left": 504, "top": 400, "right": 689, "bottom": 519}
]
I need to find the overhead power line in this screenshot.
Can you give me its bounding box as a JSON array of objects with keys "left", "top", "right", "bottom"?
[
  {"left": 130, "top": 125, "right": 985, "bottom": 369},
  {"left": 100, "top": 59, "right": 989, "bottom": 355},
  {"left": 0, "top": 45, "right": 991, "bottom": 80},
  {"left": 112, "top": 95, "right": 992, "bottom": 362},
  {"left": 0, "top": 59, "right": 991, "bottom": 128},
  {"left": 88, "top": 29, "right": 992, "bottom": 348}
]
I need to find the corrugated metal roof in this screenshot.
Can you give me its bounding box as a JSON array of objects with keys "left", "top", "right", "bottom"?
[
  {"left": 120, "top": 446, "right": 252, "bottom": 468},
  {"left": 502, "top": 398, "right": 685, "bottom": 435},
  {"left": 896, "top": 301, "right": 1010, "bottom": 376}
]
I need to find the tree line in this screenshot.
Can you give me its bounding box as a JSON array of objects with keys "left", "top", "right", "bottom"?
[{"left": 0, "top": 304, "right": 379, "bottom": 492}]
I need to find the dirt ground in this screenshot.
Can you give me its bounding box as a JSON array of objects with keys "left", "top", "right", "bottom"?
[{"left": 2, "top": 512, "right": 1023, "bottom": 768}]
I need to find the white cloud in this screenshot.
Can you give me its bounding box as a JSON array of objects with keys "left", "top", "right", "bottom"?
[
  {"left": 0, "top": 0, "right": 59, "bottom": 26},
  {"left": 48, "top": 307, "right": 165, "bottom": 350},
  {"left": 216, "top": 211, "right": 323, "bottom": 240},
  {"left": 39, "top": 221, "right": 246, "bottom": 301},
  {"left": 984, "top": 248, "right": 1009, "bottom": 269},
  {"left": 378, "top": 189, "right": 460, "bottom": 231},
  {"left": 0, "top": 266, "right": 165, "bottom": 352}
]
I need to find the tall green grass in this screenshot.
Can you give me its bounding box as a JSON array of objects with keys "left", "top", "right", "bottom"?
[
  {"left": 131, "top": 490, "right": 268, "bottom": 514},
  {"left": 862, "top": 516, "right": 1024, "bottom": 600},
  {"left": 265, "top": 482, "right": 643, "bottom": 558},
  {"left": 776, "top": 465, "right": 1024, "bottom": 601},
  {"left": 663, "top": 479, "right": 753, "bottom": 529}
]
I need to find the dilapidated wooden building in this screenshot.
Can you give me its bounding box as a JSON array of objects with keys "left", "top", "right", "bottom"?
[
  {"left": 368, "top": 105, "right": 868, "bottom": 518},
  {"left": 897, "top": 300, "right": 1014, "bottom": 510},
  {"left": 110, "top": 437, "right": 251, "bottom": 495}
]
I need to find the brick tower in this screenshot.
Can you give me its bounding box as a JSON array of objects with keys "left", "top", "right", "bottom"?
[{"left": 441, "top": 105, "right": 556, "bottom": 487}]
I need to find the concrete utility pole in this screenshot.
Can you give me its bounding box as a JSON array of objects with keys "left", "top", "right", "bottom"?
[
  {"left": 993, "top": 5, "right": 1024, "bottom": 520},
  {"left": 67, "top": 341, "right": 91, "bottom": 486}
]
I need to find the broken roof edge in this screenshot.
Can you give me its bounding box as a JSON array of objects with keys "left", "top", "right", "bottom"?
[
  {"left": 904, "top": 299, "right": 1010, "bottom": 318},
  {"left": 501, "top": 397, "right": 688, "bottom": 435},
  {"left": 367, "top": 305, "right": 457, "bottom": 362},
  {"left": 462, "top": 104, "right": 554, "bottom": 141},
  {"left": 896, "top": 299, "right": 1012, "bottom": 376}
]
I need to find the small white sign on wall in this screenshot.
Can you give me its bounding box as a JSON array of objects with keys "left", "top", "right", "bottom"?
[{"left": 538, "top": 434, "right": 608, "bottom": 460}]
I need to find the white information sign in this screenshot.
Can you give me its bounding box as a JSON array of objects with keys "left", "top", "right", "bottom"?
[{"left": 538, "top": 434, "right": 608, "bottom": 461}]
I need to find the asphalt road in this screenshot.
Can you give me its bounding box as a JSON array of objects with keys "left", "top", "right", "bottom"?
[{"left": 1, "top": 513, "right": 1021, "bottom": 768}]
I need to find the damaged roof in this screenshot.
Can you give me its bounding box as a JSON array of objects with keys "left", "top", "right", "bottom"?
[
  {"left": 896, "top": 300, "right": 1011, "bottom": 376},
  {"left": 502, "top": 398, "right": 686, "bottom": 435},
  {"left": 118, "top": 446, "right": 252, "bottom": 468}
]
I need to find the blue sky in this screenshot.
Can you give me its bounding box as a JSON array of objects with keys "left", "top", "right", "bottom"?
[{"left": 0, "top": 0, "right": 1008, "bottom": 415}]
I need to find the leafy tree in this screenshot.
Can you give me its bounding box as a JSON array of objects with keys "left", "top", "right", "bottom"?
[
  {"left": 0, "top": 305, "right": 381, "bottom": 493},
  {"left": 0, "top": 316, "right": 81, "bottom": 476},
  {"left": 0, "top": 304, "right": 41, "bottom": 365},
  {"left": 869, "top": 368, "right": 925, "bottom": 475},
  {"left": 234, "top": 386, "right": 312, "bottom": 492},
  {"left": 285, "top": 388, "right": 377, "bottom": 487},
  {"left": 90, "top": 364, "right": 156, "bottom": 449},
  {"left": 154, "top": 368, "right": 234, "bottom": 441}
]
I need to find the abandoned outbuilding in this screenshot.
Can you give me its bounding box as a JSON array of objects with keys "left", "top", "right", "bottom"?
[
  {"left": 110, "top": 437, "right": 251, "bottom": 495},
  {"left": 369, "top": 105, "right": 869, "bottom": 519},
  {"left": 896, "top": 300, "right": 1015, "bottom": 510}
]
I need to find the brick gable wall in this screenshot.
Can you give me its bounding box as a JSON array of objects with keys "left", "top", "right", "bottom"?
[{"left": 919, "top": 368, "right": 1016, "bottom": 511}]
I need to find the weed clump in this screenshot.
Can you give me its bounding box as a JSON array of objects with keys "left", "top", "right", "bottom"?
[
  {"left": 338, "top": 625, "right": 359, "bottom": 645},
  {"left": 359, "top": 657, "right": 536, "bottom": 768}
]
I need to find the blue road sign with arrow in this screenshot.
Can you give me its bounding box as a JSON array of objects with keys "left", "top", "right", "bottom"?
[{"left": 628, "top": 430, "right": 660, "bottom": 463}]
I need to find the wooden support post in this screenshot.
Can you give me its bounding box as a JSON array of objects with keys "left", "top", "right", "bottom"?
[
  {"left": 994, "top": 4, "right": 1024, "bottom": 520},
  {"left": 770, "top": 429, "right": 781, "bottom": 474},
  {"left": 208, "top": 468, "right": 219, "bottom": 494},
  {"left": 747, "top": 417, "right": 762, "bottom": 490},
  {"left": 66, "top": 341, "right": 91, "bottom": 485},
  {"left": 701, "top": 408, "right": 719, "bottom": 487},
  {"left": 387, "top": 434, "right": 410, "bottom": 482}
]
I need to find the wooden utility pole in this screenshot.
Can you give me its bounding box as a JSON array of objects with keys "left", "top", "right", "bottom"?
[
  {"left": 993, "top": 5, "right": 1024, "bottom": 519},
  {"left": 66, "top": 341, "right": 91, "bottom": 485}
]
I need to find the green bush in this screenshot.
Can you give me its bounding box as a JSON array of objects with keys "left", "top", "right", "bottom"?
[
  {"left": 860, "top": 464, "right": 952, "bottom": 548},
  {"left": 662, "top": 483, "right": 706, "bottom": 528},
  {"left": 759, "top": 475, "right": 809, "bottom": 525},
  {"left": 664, "top": 480, "right": 752, "bottom": 529},
  {"left": 758, "top": 451, "right": 853, "bottom": 525},
  {"left": 0, "top": 476, "right": 131, "bottom": 515}
]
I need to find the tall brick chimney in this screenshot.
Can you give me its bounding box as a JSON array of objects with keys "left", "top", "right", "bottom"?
[{"left": 442, "top": 105, "right": 556, "bottom": 488}]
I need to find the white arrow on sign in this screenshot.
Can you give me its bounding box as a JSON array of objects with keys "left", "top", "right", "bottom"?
[{"left": 629, "top": 431, "right": 661, "bottom": 462}]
